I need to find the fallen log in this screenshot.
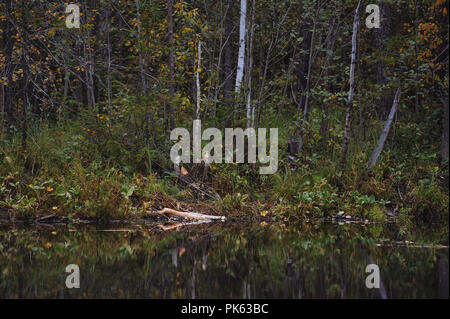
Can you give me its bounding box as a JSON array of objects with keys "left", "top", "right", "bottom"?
[{"left": 153, "top": 208, "right": 226, "bottom": 222}]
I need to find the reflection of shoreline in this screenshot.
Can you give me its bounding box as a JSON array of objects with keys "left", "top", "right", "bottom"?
[{"left": 0, "top": 221, "right": 447, "bottom": 299}]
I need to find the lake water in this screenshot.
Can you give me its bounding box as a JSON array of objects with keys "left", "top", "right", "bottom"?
[{"left": 0, "top": 220, "right": 448, "bottom": 298}]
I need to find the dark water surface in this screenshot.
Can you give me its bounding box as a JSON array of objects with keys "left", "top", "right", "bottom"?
[{"left": 0, "top": 220, "right": 448, "bottom": 298}]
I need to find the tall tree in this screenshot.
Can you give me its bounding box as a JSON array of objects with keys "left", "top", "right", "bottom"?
[
  {"left": 246, "top": 0, "right": 255, "bottom": 128},
  {"left": 20, "top": 0, "right": 28, "bottom": 149},
  {"left": 297, "top": 2, "right": 319, "bottom": 154},
  {"left": 4, "top": 0, "right": 14, "bottom": 127},
  {"left": 234, "top": 0, "right": 247, "bottom": 95},
  {"left": 135, "top": 0, "right": 156, "bottom": 147},
  {"left": 223, "top": 0, "right": 234, "bottom": 112},
  {"left": 167, "top": 0, "right": 175, "bottom": 130},
  {"left": 0, "top": 4, "right": 4, "bottom": 140},
  {"left": 294, "top": 5, "right": 313, "bottom": 156},
  {"left": 340, "top": 0, "right": 361, "bottom": 171}
]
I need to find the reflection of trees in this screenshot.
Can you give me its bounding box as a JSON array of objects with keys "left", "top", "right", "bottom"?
[{"left": 0, "top": 223, "right": 447, "bottom": 298}]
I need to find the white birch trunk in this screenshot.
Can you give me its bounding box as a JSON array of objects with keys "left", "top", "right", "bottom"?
[
  {"left": 339, "top": 0, "right": 361, "bottom": 171},
  {"left": 367, "top": 87, "right": 401, "bottom": 169},
  {"left": 235, "top": 0, "right": 247, "bottom": 94}
]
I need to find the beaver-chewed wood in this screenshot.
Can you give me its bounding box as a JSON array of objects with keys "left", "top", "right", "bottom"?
[{"left": 152, "top": 208, "right": 226, "bottom": 222}]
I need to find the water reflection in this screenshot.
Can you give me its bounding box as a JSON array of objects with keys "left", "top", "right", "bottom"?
[{"left": 0, "top": 222, "right": 448, "bottom": 299}]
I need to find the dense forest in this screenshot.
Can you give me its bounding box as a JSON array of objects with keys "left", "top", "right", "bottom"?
[{"left": 0, "top": 0, "right": 448, "bottom": 234}]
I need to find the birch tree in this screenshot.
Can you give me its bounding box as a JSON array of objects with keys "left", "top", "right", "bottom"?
[
  {"left": 367, "top": 87, "right": 401, "bottom": 169},
  {"left": 339, "top": 0, "right": 361, "bottom": 171},
  {"left": 235, "top": 0, "right": 247, "bottom": 105}
]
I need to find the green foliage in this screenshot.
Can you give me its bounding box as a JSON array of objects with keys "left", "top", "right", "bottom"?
[{"left": 0, "top": 0, "right": 447, "bottom": 236}]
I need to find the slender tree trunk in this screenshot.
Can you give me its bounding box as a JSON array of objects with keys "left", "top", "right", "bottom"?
[
  {"left": 413, "top": 0, "right": 420, "bottom": 114},
  {"left": 294, "top": 6, "right": 313, "bottom": 155},
  {"left": 298, "top": 9, "right": 317, "bottom": 154},
  {"left": 246, "top": 0, "right": 255, "bottom": 128},
  {"left": 83, "top": 42, "right": 92, "bottom": 110},
  {"left": 0, "top": 24, "right": 4, "bottom": 140},
  {"left": 0, "top": 83, "right": 4, "bottom": 141},
  {"left": 319, "top": 19, "right": 337, "bottom": 143},
  {"left": 441, "top": 97, "right": 449, "bottom": 162},
  {"left": 234, "top": 0, "right": 247, "bottom": 97},
  {"left": 223, "top": 0, "right": 234, "bottom": 111},
  {"left": 4, "top": 0, "right": 14, "bottom": 127},
  {"left": 367, "top": 87, "right": 401, "bottom": 169},
  {"left": 167, "top": 0, "right": 175, "bottom": 130},
  {"left": 106, "top": 6, "right": 112, "bottom": 119},
  {"left": 357, "top": 21, "right": 364, "bottom": 142},
  {"left": 21, "top": 0, "right": 28, "bottom": 149},
  {"left": 212, "top": 35, "right": 222, "bottom": 122},
  {"left": 63, "top": 70, "right": 70, "bottom": 102},
  {"left": 21, "top": 59, "right": 27, "bottom": 149},
  {"left": 136, "top": 0, "right": 156, "bottom": 147},
  {"left": 195, "top": 40, "right": 202, "bottom": 120},
  {"left": 340, "top": 0, "right": 361, "bottom": 171},
  {"left": 211, "top": 6, "right": 225, "bottom": 122},
  {"left": 87, "top": 26, "right": 96, "bottom": 110},
  {"left": 81, "top": 4, "right": 96, "bottom": 112}
]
